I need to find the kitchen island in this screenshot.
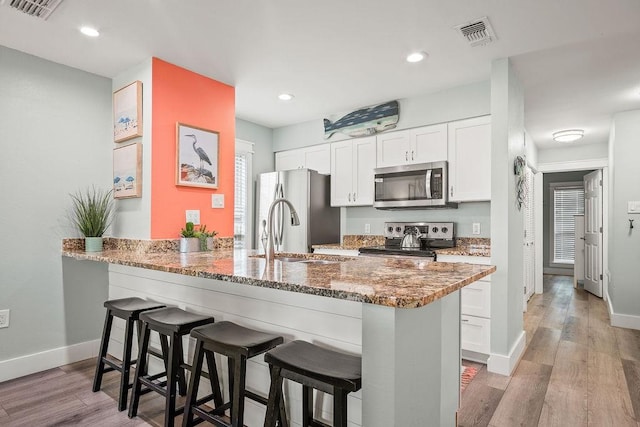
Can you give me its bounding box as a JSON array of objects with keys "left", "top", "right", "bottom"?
[{"left": 63, "top": 245, "right": 495, "bottom": 427}]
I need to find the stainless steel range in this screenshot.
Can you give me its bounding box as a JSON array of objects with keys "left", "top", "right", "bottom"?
[{"left": 359, "top": 222, "right": 455, "bottom": 260}]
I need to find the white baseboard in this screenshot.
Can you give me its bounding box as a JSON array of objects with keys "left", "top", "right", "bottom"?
[
  {"left": 607, "top": 292, "right": 640, "bottom": 330},
  {"left": 0, "top": 339, "right": 100, "bottom": 383},
  {"left": 487, "top": 330, "right": 526, "bottom": 376}
]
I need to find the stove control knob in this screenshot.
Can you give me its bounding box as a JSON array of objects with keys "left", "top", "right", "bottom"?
[
  {"left": 395, "top": 227, "right": 402, "bottom": 233},
  {"left": 432, "top": 226, "right": 439, "bottom": 233},
  {"left": 441, "top": 226, "right": 448, "bottom": 234},
  {"left": 387, "top": 226, "right": 394, "bottom": 233}
]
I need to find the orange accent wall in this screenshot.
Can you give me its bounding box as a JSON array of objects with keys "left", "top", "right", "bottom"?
[{"left": 150, "top": 58, "right": 235, "bottom": 239}]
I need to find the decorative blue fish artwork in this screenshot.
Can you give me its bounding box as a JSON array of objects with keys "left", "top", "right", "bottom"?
[{"left": 323, "top": 100, "right": 399, "bottom": 139}]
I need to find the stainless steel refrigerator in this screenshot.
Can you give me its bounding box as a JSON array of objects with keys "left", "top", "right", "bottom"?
[{"left": 255, "top": 169, "right": 340, "bottom": 254}]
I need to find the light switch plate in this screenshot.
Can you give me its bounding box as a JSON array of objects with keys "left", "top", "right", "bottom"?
[
  {"left": 628, "top": 201, "right": 640, "bottom": 214},
  {"left": 472, "top": 223, "right": 481, "bottom": 235},
  {"left": 212, "top": 194, "right": 224, "bottom": 209},
  {"left": 364, "top": 223, "right": 371, "bottom": 234},
  {"left": 0, "top": 309, "right": 9, "bottom": 329},
  {"left": 186, "top": 210, "right": 200, "bottom": 225}
]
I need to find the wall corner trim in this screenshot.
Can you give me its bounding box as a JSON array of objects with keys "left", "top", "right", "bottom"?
[
  {"left": 0, "top": 339, "right": 100, "bottom": 383},
  {"left": 486, "top": 330, "right": 526, "bottom": 376}
]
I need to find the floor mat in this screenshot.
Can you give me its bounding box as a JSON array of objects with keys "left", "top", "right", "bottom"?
[{"left": 461, "top": 366, "right": 479, "bottom": 393}]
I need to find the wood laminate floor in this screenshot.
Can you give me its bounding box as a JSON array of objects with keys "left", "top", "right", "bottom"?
[
  {"left": 1, "top": 275, "right": 640, "bottom": 426},
  {"left": 458, "top": 275, "right": 640, "bottom": 427}
]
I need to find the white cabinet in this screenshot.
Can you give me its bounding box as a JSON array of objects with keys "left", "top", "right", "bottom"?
[
  {"left": 376, "top": 123, "right": 447, "bottom": 168},
  {"left": 330, "top": 137, "right": 376, "bottom": 206},
  {"left": 447, "top": 116, "right": 491, "bottom": 202},
  {"left": 275, "top": 144, "right": 330, "bottom": 175},
  {"left": 439, "top": 254, "right": 492, "bottom": 360}
]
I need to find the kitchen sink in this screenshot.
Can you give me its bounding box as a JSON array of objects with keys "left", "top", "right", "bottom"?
[
  {"left": 274, "top": 257, "right": 307, "bottom": 262},
  {"left": 298, "top": 259, "right": 339, "bottom": 265}
]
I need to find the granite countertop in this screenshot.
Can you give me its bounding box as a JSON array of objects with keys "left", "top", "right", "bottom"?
[{"left": 62, "top": 247, "right": 495, "bottom": 309}]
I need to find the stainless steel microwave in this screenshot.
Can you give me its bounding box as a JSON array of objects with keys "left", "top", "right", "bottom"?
[{"left": 373, "top": 161, "right": 458, "bottom": 209}]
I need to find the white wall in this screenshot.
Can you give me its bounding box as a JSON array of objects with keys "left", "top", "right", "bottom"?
[
  {"left": 272, "top": 80, "right": 492, "bottom": 237},
  {"left": 0, "top": 46, "right": 111, "bottom": 364},
  {"left": 538, "top": 143, "right": 608, "bottom": 165},
  {"left": 236, "top": 118, "right": 274, "bottom": 182},
  {"left": 488, "top": 58, "right": 525, "bottom": 374},
  {"left": 111, "top": 59, "right": 153, "bottom": 239},
  {"left": 608, "top": 110, "right": 640, "bottom": 318}
]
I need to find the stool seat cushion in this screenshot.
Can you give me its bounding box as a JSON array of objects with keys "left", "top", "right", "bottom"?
[
  {"left": 104, "top": 297, "right": 165, "bottom": 318},
  {"left": 265, "top": 340, "right": 362, "bottom": 392},
  {"left": 140, "top": 307, "right": 214, "bottom": 333},
  {"left": 191, "top": 321, "right": 284, "bottom": 357}
]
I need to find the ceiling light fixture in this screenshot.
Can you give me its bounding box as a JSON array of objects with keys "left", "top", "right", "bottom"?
[
  {"left": 552, "top": 129, "right": 584, "bottom": 143},
  {"left": 278, "top": 93, "right": 294, "bottom": 101},
  {"left": 80, "top": 26, "right": 100, "bottom": 37},
  {"left": 406, "top": 52, "right": 427, "bottom": 63}
]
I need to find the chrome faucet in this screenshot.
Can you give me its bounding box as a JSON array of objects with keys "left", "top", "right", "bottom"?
[{"left": 266, "top": 198, "right": 300, "bottom": 262}]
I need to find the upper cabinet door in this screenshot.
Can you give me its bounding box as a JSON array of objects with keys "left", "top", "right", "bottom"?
[
  {"left": 303, "top": 144, "right": 330, "bottom": 175},
  {"left": 275, "top": 144, "right": 330, "bottom": 174},
  {"left": 376, "top": 130, "right": 411, "bottom": 168},
  {"left": 330, "top": 140, "right": 355, "bottom": 206},
  {"left": 410, "top": 123, "right": 448, "bottom": 164},
  {"left": 447, "top": 116, "right": 491, "bottom": 202},
  {"left": 376, "top": 124, "right": 447, "bottom": 168},
  {"left": 352, "top": 137, "right": 376, "bottom": 205}
]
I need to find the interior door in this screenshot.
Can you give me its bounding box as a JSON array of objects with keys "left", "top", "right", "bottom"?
[
  {"left": 583, "top": 170, "right": 603, "bottom": 297},
  {"left": 523, "top": 166, "right": 535, "bottom": 307}
]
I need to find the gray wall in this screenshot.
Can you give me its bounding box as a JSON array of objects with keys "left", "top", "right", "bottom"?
[
  {"left": 538, "top": 143, "right": 608, "bottom": 165},
  {"left": 272, "top": 80, "right": 492, "bottom": 237},
  {"left": 542, "top": 170, "right": 593, "bottom": 274},
  {"left": 236, "top": 118, "right": 274, "bottom": 182},
  {"left": 111, "top": 59, "right": 153, "bottom": 239},
  {"left": 489, "top": 58, "right": 525, "bottom": 361},
  {"left": 0, "top": 46, "right": 111, "bottom": 361},
  {"left": 608, "top": 110, "right": 640, "bottom": 316}
]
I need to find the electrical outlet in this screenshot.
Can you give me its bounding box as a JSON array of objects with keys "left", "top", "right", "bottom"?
[
  {"left": 0, "top": 309, "right": 10, "bottom": 329},
  {"left": 211, "top": 194, "right": 224, "bottom": 208},
  {"left": 364, "top": 223, "right": 371, "bottom": 234},
  {"left": 185, "top": 210, "right": 200, "bottom": 225},
  {"left": 472, "top": 223, "right": 481, "bottom": 235}
]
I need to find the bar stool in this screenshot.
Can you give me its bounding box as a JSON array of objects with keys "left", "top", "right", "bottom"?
[
  {"left": 182, "top": 321, "right": 285, "bottom": 427},
  {"left": 92, "top": 297, "right": 166, "bottom": 411},
  {"left": 128, "top": 307, "right": 215, "bottom": 427},
  {"left": 263, "top": 340, "right": 362, "bottom": 427}
]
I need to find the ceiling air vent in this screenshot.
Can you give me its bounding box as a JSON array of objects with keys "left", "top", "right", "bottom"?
[
  {"left": 455, "top": 17, "right": 496, "bottom": 47},
  {"left": 3, "top": 0, "right": 64, "bottom": 20}
]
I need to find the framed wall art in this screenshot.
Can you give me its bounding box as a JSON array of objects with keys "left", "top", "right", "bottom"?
[
  {"left": 113, "top": 81, "right": 142, "bottom": 143},
  {"left": 113, "top": 142, "right": 142, "bottom": 199},
  {"left": 176, "top": 123, "right": 219, "bottom": 189}
]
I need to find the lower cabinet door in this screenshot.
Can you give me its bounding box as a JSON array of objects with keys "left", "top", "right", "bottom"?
[{"left": 461, "top": 315, "right": 491, "bottom": 354}]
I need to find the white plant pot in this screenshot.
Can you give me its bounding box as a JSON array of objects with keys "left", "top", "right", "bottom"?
[
  {"left": 180, "top": 237, "right": 200, "bottom": 253},
  {"left": 85, "top": 237, "right": 103, "bottom": 252}
]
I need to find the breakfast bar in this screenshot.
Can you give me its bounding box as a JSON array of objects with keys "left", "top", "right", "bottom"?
[{"left": 63, "top": 245, "right": 495, "bottom": 427}]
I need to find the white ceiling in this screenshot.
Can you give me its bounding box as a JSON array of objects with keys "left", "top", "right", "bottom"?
[{"left": 1, "top": 0, "right": 639, "bottom": 149}]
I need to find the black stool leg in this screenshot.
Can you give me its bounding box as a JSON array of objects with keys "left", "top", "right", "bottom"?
[
  {"left": 92, "top": 310, "right": 113, "bottom": 392},
  {"left": 333, "top": 388, "right": 348, "bottom": 427},
  {"left": 175, "top": 334, "right": 188, "bottom": 396},
  {"left": 165, "top": 332, "right": 180, "bottom": 427},
  {"left": 183, "top": 339, "right": 205, "bottom": 427},
  {"left": 204, "top": 349, "right": 224, "bottom": 408},
  {"left": 118, "top": 316, "right": 136, "bottom": 411},
  {"left": 230, "top": 355, "right": 247, "bottom": 427},
  {"left": 302, "top": 385, "right": 313, "bottom": 427},
  {"left": 128, "top": 323, "right": 150, "bottom": 419},
  {"left": 264, "top": 365, "right": 284, "bottom": 427}
]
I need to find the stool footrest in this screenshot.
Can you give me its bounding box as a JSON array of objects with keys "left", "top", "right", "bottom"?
[
  {"left": 244, "top": 389, "right": 268, "bottom": 406},
  {"left": 191, "top": 405, "right": 231, "bottom": 427}
]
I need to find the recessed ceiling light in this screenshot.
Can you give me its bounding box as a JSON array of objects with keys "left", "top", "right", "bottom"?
[
  {"left": 278, "top": 93, "right": 294, "bottom": 101},
  {"left": 552, "top": 129, "right": 584, "bottom": 143},
  {"left": 406, "top": 52, "right": 427, "bottom": 63},
  {"left": 80, "top": 26, "right": 100, "bottom": 37}
]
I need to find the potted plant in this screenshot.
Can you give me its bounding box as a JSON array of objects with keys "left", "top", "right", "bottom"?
[
  {"left": 195, "top": 224, "right": 218, "bottom": 251},
  {"left": 180, "top": 222, "right": 200, "bottom": 253},
  {"left": 70, "top": 186, "right": 114, "bottom": 252}
]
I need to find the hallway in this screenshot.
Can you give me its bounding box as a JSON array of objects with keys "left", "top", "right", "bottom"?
[{"left": 458, "top": 275, "right": 640, "bottom": 426}]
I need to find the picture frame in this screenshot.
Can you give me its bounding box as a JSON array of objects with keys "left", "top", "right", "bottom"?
[
  {"left": 113, "top": 81, "right": 143, "bottom": 143},
  {"left": 176, "top": 123, "right": 219, "bottom": 189},
  {"left": 113, "top": 142, "right": 142, "bottom": 199}
]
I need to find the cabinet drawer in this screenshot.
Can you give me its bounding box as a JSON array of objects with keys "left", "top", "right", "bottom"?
[
  {"left": 461, "top": 315, "right": 491, "bottom": 354},
  {"left": 461, "top": 280, "right": 491, "bottom": 318}
]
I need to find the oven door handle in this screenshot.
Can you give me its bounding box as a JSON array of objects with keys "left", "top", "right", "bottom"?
[{"left": 425, "top": 170, "right": 432, "bottom": 199}]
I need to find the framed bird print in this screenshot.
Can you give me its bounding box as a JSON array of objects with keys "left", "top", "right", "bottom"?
[
  {"left": 176, "top": 123, "right": 219, "bottom": 189},
  {"left": 113, "top": 81, "right": 143, "bottom": 143},
  {"left": 113, "top": 142, "right": 142, "bottom": 199}
]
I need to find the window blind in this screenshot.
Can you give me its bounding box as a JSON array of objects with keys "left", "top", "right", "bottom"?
[
  {"left": 234, "top": 152, "right": 248, "bottom": 248},
  {"left": 553, "top": 186, "right": 584, "bottom": 263}
]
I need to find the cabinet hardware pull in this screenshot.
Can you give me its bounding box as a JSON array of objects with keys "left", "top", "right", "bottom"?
[
  {"left": 450, "top": 186, "right": 453, "bottom": 197},
  {"left": 405, "top": 151, "right": 408, "bottom": 161},
  {"left": 411, "top": 151, "right": 414, "bottom": 161},
  {"left": 353, "top": 193, "right": 356, "bottom": 201},
  {"left": 348, "top": 193, "right": 351, "bottom": 202},
  {"left": 461, "top": 319, "right": 469, "bottom": 322}
]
